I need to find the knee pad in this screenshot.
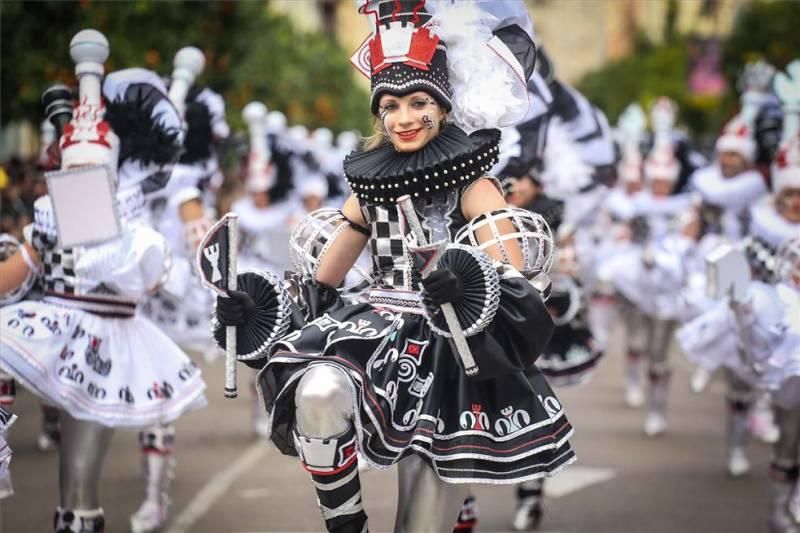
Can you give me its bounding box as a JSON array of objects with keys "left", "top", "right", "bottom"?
[
  {"left": 293, "top": 425, "right": 358, "bottom": 475},
  {"left": 294, "top": 366, "right": 354, "bottom": 436},
  {"left": 139, "top": 425, "right": 176, "bottom": 454}
]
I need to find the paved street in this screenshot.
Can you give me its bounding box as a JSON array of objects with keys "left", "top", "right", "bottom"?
[{"left": 1, "top": 326, "right": 771, "bottom": 533}]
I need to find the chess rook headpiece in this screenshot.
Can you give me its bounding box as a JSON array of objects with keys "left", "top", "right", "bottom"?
[
  {"left": 59, "top": 29, "right": 120, "bottom": 171},
  {"left": 168, "top": 46, "right": 206, "bottom": 121},
  {"left": 242, "top": 101, "right": 275, "bottom": 193}
]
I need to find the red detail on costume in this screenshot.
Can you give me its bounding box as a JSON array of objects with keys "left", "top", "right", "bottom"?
[
  {"left": 410, "top": 0, "right": 426, "bottom": 25},
  {"left": 369, "top": 34, "right": 388, "bottom": 74},
  {"left": 407, "top": 343, "right": 421, "bottom": 356},
  {"left": 404, "top": 28, "right": 438, "bottom": 71},
  {"left": 776, "top": 148, "right": 788, "bottom": 169},
  {"left": 735, "top": 123, "right": 748, "bottom": 136},
  {"left": 391, "top": 0, "right": 401, "bottom": 22},
  {"left": 303, "top": 452, "right": 358, "bottom": 477},
  {"left": 370, "top": 27, "right": 439, "bottom": 75},
  {"left": 342, "top": 443, "right": 357, "bottom": 460},
  {"left": 471, "top": 404, "right": 484, "bottom": 430}
]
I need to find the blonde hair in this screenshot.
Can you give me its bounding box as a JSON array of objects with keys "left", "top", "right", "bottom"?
[{"left": 363, "top": 116, "right": 389, "bottom": 151}]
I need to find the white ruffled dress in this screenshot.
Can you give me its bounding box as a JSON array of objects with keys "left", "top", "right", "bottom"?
[
  {"left": 0, "top": 190, "right": 207, "bottom": 428},
  {"left": 140, "top": 170, "right": 216, "bottom": 352}
]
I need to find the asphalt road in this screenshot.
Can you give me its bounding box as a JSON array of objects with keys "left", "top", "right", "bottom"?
[{"left": 1, "top": 324, "right": 771, "bottom": 533}]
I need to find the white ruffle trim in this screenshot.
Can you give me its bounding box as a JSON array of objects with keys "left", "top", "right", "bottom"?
[{"left": 0, "top": 301, "right": 206, "bottom": 428}]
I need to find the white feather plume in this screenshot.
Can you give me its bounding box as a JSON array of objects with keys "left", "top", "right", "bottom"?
[
  {"left": 431, "top": 1, "right": 529, "bottom": 134},
  {"left": 539, "top": 118, "right": 594, "bottom": 199}
]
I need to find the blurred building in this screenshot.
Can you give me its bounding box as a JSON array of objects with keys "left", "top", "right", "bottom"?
[{"left": 270, "top": 0, "right": 755, "bottom": 84}]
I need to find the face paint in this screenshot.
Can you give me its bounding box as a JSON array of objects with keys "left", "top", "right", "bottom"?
[{"left": 422, "top": 115, "right": 434, "bottom": 130}]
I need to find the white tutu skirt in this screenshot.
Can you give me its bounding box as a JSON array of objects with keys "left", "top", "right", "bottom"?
[
  {"left": 676, "top": 300, "right": 738, "bottom": 375},
  {"left": 0, "top": 301, "right": 207, "bottom": 429},
  {"left": 140, "top": 258, "right": 215, "bottom": 353},
  {"left": 678, "top": 301, "right": 800, "bottom": 399}
]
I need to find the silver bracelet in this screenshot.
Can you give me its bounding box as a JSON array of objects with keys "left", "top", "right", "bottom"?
[{"left": 20, "top": 244, "right": 40, "bottom": 273}]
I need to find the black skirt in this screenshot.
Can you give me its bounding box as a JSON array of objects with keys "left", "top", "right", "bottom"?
[
  {"left": 536, "top": 320, "right": 603, "bottom": 388},
  {"left": 258, "top": 295, "right": 575, "bottom": 484}
]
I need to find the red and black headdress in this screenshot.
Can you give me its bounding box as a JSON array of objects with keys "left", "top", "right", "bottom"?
[{"left": 354, "top": 0, "right": 452, "bottom": 115}]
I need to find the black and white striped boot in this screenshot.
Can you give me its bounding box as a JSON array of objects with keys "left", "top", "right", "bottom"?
[{"left": 294, "top": 425, "right": 368, "bottom": 533}]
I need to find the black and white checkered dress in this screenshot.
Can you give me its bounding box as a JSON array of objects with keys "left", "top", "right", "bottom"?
[
  {"left": 259, "top": 181, "right": 576, "bottom": 484},
  {"left": 744, "top": 198, "right": 800, "bottom": 283}
]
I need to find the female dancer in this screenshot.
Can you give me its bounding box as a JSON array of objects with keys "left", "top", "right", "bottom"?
[
  {"left": 0, "top": 30, "right": 206, "bottom": 531},
  {"left": 215, "top": 2, "right": 574, "bottom": 531}
]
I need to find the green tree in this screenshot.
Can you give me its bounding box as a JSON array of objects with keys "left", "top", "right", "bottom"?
[
  {"left": 0, "top": 1, "right": 370, "bottom": 134},
  {"left": 576, "top": 0, "right": 800, "bottom": 139},
  {"left": 722, "top": 0, "right": 800, "bottom": 83}
]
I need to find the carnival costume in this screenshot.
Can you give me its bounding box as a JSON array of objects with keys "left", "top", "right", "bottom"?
[
  {"left": 129, "top": 47, "right": 229, "bottom": 533},
  {"left": 490, "top": 99, "right": 603, "bottom": 531},
  {"left": 678, "top": 60, "right": 800, "bottom": 532},
  {"left": 214, "top": 2, "right": 574, "bottom": 531},
  {"left": 0, "top": 31, "right": 206, "bottom": 531},
  {"left": 597, "top": 98, "right": 695, "bottom": 437},
  {"left": 140, "top": 47, "right": 228, "bottom": 355},
  {"left": 679, "top": 61, "right": 776, "bottom": 477}
]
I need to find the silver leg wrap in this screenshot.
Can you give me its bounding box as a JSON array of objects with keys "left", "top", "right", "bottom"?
[
  {"left": 294, "top": 365, "right": 365, "bottom": 532},
  {"left": 395, "top": 455, "right": 468, "bottom": 533},
  {"left": 59, "top": 412, "right": 113, "bottom": 510},
  {"left": 770, "top": 464, "right": 800, "bottom": 533}
]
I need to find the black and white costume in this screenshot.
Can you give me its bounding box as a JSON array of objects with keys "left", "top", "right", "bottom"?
[
  {"left": 678, "top": 59, "right": 800, "bottom": 531},
  {"left": 214, "top": 2, "right": 574, "bottom": 531},
  {"left": 0, "top": 32, "right": 206, "bottom": 532}
]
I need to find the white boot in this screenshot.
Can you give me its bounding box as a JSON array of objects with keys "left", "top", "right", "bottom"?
[
  {"left": 727, "top": 448, "right": 751, "bottom": 477},
  {"left": 751, "top": 396, "right": 780, "bottom": 444},
  {"left": 727, "top": 402, "right": 751, "bottom": 477},
  {"left": 130, "top": 426, "right": 175, "bottom": 533},
  {"left": 690, "top": 366, "right": 713, "bottom": 394},
  {"left": 644, "top": 370, "right": 670, "bottom": 437},
  {"left": 625, "top": 351, "right": 645, "bottom": 408},
  {"left": 769, "top": 472, "right": 800, "bottom": 533}
]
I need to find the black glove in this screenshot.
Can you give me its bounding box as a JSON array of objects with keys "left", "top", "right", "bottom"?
[
  {"left": 216, "top": 290, "right": 256, "bottom": 327},
  {"left": 420, "top": 268, "right": 462, "bottom": 306}
]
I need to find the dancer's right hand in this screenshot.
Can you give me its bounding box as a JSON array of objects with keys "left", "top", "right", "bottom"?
[{"left": 216, "top": 290, "right": 256, "bottom": 327}]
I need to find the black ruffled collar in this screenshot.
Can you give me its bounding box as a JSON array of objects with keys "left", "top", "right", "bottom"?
[{"left": 344, "top": 125, "right": 500, "bottom": 205}]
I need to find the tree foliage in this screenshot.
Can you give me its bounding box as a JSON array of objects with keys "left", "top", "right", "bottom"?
[
  {"left": 0, "top": 1, "right": 371, "bottom": 133},
  {"left": 722, "top": 0, "right": 800, "bottom": 81},
  {"left": 576, "top": 0, "right": 800, "bottom": 139}
]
